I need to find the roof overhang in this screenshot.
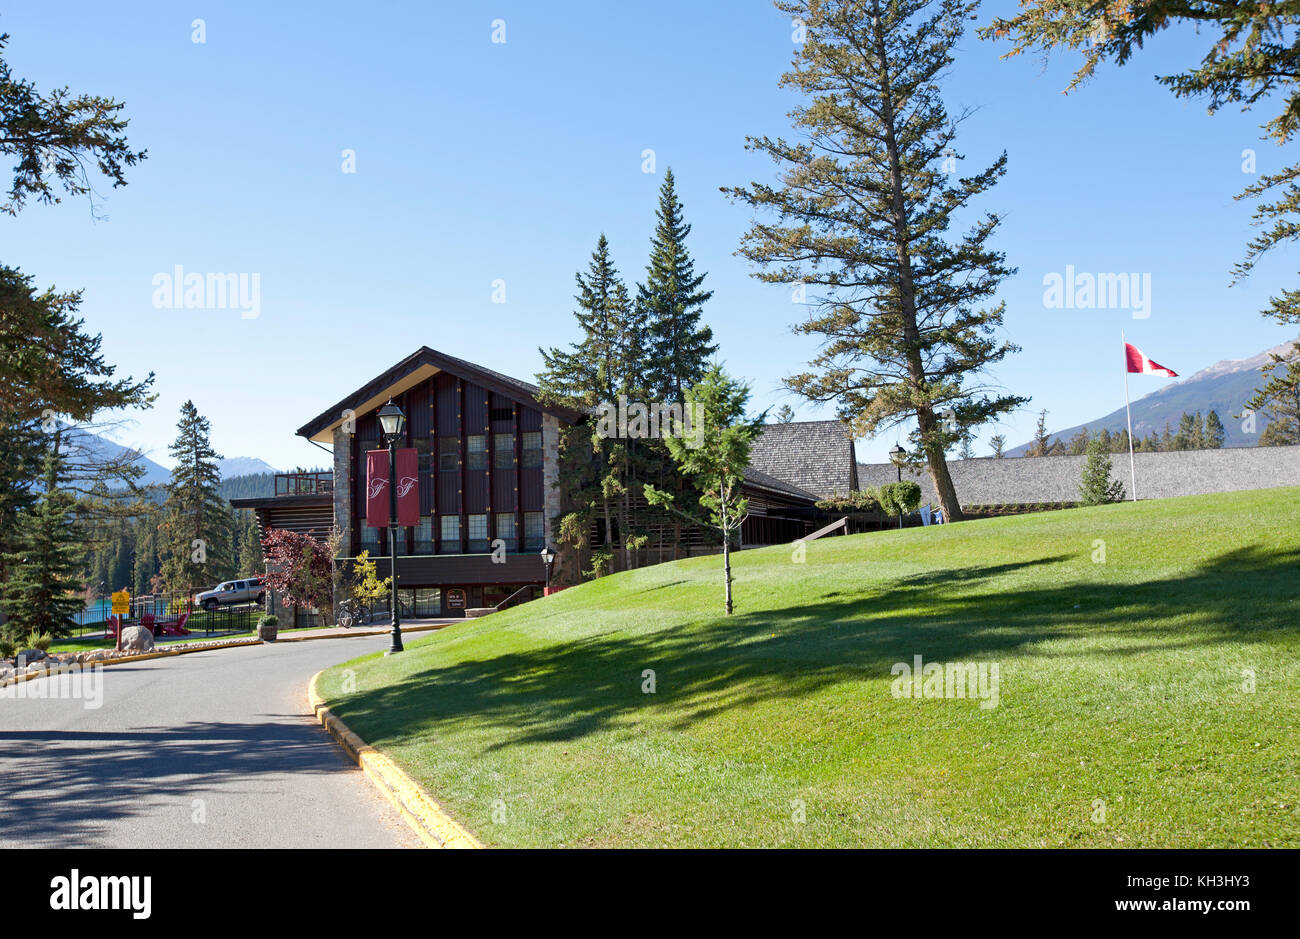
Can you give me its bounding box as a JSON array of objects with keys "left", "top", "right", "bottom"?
[{"left": 295, "top": 346, "right": 580, "bottom": 444}]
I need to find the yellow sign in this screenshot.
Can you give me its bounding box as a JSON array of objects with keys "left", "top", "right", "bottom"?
[{"left": 111, "top": 589, "right": 130, "bottom": 615}]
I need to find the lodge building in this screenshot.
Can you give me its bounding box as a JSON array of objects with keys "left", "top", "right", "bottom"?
[{"left": 233, "top": 347, "right": 858, "bottom": 621}]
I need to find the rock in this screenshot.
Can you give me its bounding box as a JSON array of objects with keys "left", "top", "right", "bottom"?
[
  {"left": 120, "top": 626, "right": 155, "bottom": 653},
  {"left": 16, "top": 649, "right": 46, "bottom": 664}
]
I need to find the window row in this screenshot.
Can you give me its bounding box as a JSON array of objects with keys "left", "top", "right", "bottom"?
[
  {"left": 437, "top": 432, "right": 543, "bottom": 471},
  {"left": 358, "top": 512, "right": 544, "bottom": 555}
]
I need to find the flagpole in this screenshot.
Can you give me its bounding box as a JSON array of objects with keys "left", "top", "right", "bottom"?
[{"left": 1122, "top": 330, "right": 1137, "bottom": 501}]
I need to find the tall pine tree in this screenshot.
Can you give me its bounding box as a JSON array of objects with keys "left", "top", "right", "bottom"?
[
  {"left": 726, "top": 0, "right": 1026, "bottom": 523},
  {"left": 637, "top": 168, "right": 716, "bottom": 403},
  {"left": 1249, "top": 341, "right": 1300, "bottom": 446},
  {"left": 2, "top": 442, "right": 84, "bottom": 640},
  {"left": 538, "top": 236, "right": 648, "bottom": 575},
  {"left": 160, "top": 401, "right": 233, "bottom": 598}
]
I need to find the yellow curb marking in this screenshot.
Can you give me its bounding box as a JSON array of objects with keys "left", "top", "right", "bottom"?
[{"left": 307, "top": 670, "right": 483, "bottom": 850}]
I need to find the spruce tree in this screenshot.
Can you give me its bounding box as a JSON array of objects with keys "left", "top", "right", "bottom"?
[
  {"left": 1078, "top": 436, "right": 1126, "bottom": 506},
  {"left": 160, "top": 401, "right": 233, "bottom": 599},
  {"left": 727, "top": 0, "right": 1026, "bottom": 523},
  {"left": 538, "top": 236, "right": 647, "bottom": 574},
  {"left": 1204, "top": 409, "right": 1227, "bottom": 448},
  {"left": 2, "top": 444, "right": 84, "bottom": 640},
  {"left": 636, "top": 168, "right": 716, "bottom": 404},
  {"left": 989, "top": 434, "right": 1006, "bottom": 458},
  {"left": 1247, "top": 341, "right": 1300, "bottom": 446}
]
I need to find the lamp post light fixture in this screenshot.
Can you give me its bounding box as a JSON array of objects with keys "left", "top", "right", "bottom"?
[
  {"left": 888, "top": 444, "right": 906, "bottom": 529},
  {"left": 378, "top": 399, "right": 406, "bottom": 656},
  {"left": 540, "top": 545, "right": 556, "bottom": 594}
]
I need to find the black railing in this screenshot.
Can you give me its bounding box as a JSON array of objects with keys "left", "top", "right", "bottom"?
[{"left": 275, "top": 471, "right": 334, "bottom": 496}]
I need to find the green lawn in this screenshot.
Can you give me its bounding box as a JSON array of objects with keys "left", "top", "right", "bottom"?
[{"left": 318, "top": 488, "right": 1300, "bottom": 847}]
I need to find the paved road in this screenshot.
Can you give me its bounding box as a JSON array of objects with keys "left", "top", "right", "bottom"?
[{"left": 0, "top": 637, "right": 421, "bottom": 848}]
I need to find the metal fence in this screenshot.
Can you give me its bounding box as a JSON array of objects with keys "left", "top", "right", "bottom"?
[{"left": 73, "top": 593, "right": 266, "bottom": 639}]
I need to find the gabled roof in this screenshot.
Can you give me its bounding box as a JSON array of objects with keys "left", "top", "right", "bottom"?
[
  {"left": 296, "top": 346, "right": 580, "bottom": 442},
  {"left": 748, "top": 420, "right": 858, "bottom": 499}
]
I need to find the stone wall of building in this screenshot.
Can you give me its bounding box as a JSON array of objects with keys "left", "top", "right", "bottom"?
[
  {"left": 332, "top": 426, "right": 352, "bottom": 548},
  {"left": 857, "top": 444, "right": 1300, "bottom": 507}
]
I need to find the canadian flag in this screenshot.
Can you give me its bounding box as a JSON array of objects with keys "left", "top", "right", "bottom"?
[{"left": 1124, "top": 342, "right": 1178, "bottom": 378}]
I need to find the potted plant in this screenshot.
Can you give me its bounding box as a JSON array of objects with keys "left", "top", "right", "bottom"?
[{"left": 255, "top": 614, "right": 279, "bottom": 642}]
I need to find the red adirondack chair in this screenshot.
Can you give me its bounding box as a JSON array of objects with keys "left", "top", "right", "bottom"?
[
  {"left": 157, "top": 611, "right": 191, "bottom": 637},
  {"left": 140, "top": 612, "right": 157, "bottom": 635},
  {"left": 104, "top": 614, "right": 119, "bottom": 639}
]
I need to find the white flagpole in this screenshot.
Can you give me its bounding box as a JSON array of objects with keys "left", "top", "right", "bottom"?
[{"left": 1122, "top": 330, "right": 1137, "bottom": 501}]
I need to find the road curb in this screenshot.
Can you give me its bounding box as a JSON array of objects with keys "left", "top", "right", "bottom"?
[
  {"left": 307, "top": 670, "right": 483, "bottom": 850},
  {"left": 1, "top": 624, "right": 451, "bottom": 690}
]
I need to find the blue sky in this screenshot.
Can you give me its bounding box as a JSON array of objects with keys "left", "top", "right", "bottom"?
[{"left": 3, "top": 0, "right": 1295, "bottom": 471}]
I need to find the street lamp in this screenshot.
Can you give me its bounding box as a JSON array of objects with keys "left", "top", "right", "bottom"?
[
  {"left": 888, "top": 444, "right": 906, "bottom": 530},
  {"left": 378, "top": 399, "right": 406, "bottom": 656},
  {"left": 540, "top": 545, "right": 556, "bottom": 594}
]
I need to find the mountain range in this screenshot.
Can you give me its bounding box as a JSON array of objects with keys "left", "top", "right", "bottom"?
[
  {"left": 62, "top": 431, "right": 279, "bottom": 485},
  {"left": 1009, "top": 341, "right": 1294, "bottom": 454}
]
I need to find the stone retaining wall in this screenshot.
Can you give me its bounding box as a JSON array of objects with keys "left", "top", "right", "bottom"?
[{"left": 856, "top": 444, "right": 1300, "bottom": 507}]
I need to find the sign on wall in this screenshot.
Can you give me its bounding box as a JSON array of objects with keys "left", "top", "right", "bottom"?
[
  {"left": 366, "top": 448, "right": 419, "bottom": 529},
  {"left": 446, "top": 588, "right": 466, "bottom": 610}
]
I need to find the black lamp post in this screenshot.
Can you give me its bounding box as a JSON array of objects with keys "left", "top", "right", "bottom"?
[
  {"left": 540, "top": 545, "right": 556, "bottom": 594},
  {"left": 888, "top": 444, "right": 906, "bottom": 529},
  {"left": 377, "top": 399, "right": 406, "bottom": 656}
]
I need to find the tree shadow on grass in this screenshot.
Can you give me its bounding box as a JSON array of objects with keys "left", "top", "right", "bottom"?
[{"left": 332, "top": 544, "right": 1300, "bottom": 753}]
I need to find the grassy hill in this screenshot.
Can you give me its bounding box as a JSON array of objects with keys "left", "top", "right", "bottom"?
[{"left": 319, "top": 488, "right": 1300, "bottom": 847}]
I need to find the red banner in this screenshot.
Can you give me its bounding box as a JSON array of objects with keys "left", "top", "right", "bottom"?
[
  {"left": 395, "top": 447, "right": 419, "bottom": 527},
  {"left": 365, "top": 450, "right": 388, "bottom": 529},
  {"left": 366, "top": 448, "right": 420, "bottom": 529}
]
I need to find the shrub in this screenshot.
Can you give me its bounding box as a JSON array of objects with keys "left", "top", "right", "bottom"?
[
  {"left": 256, "top": 614, "right": 278, "bottom": 629},
  {"left": 877, "top": 481, "right": 923, "bottom": 518},
  {"left": 28, "top": 632, "right": 52, "bottom": 652},
  {"left": 815, "top": 490, "right": 882, "bottom": 513},
  {"left": 0, "top": 637, "right": 14, "bottom": 659},
  {"left": 1079, "top": 437, "right": 1126, "bottom": 505}
]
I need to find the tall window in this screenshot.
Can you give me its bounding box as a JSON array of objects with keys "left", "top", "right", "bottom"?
[
  {"left": 495, "top": 513, "right": 516, "bottom": 545},
  {"left": 360, "top": 523, "right": 381, "bottom": 554},
  {"left": 467, "top": 513, "right": 489, "bottom": 552},
  {"left": 467, "top": 435, "right": 487, "bottom": 470},
  {"left": 438, "top": 437, "right": 460, "bottom": 472},
  {"left": 521, "top": 431, "right": 543, "bottom": 468},
  {"left": 524, "top": 512, "right": 544, "bottom": 549},
  {"left": 414, "top": 516, "right": 433, "bottom": 554},
  {"left": 439, "top": 515, "right": 460, "bottom": 553},
  {"left": 494, "top": 433, "right": 515, "bottom": 469}
]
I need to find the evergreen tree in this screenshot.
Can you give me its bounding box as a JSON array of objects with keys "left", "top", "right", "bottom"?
[
  {"left": 1204, "top": 409, "right": 1227, "bottom": 448},
  {"left": 2, "top": 444, "right": 83, "bottom": 640},
  {"left": 774, "top": 404, "right": 796, "bottom": 424},
  {"left": 1067, "top": 428, "right": 1090, "bottom": 456},
  {"left": 1027, "top": 410, "right": 1053, "bottom": 457},
  {"left": 636, "top": 168, "right": 716, "bottom": 403},
  {"left": 159, "top": 401, "right": 233, "bottom": 598},
  {"left": 235, "top": 511, "right": 264, "bottom": 576},
  {"left": 727, "top": 0, "right": 1026, "bottom": 523},
  {"left": 957, "top": 435, "right": 974, "bottom": 460},
  {"left": 989, "top": 434, "right": 1006, "bottom": 458},
  {"left": 1078, "top": 436, "right": 1126, "bottom": 506},
  {"left": 1175, "top": 412, "right": 1198, "bottom": 450},
  {"left": 1246, "top": 341, "right": 1300, "bottom": 446},
  {"left": 538, "top": 236, "right": 647, "bottom": 574},
  {"left": 645, "top": 367, "right": 764, "bottom": 615}
]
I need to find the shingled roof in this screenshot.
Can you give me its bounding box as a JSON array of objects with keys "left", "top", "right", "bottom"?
[{"left": 747, "top": 420, "right": 858, "bottom": 499}]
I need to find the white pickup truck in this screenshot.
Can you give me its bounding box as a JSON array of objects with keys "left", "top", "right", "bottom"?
[{"left": 194, "top": 577, "right": 266, "bottom": 611}]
